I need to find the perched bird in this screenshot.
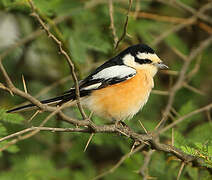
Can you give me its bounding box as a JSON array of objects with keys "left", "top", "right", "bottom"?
[{"left": 7, "top": 44, "right": 168, "bottom": 122}]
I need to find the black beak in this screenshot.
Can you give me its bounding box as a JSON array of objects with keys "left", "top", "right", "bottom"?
[{"left": 155, "top": 62, "right": 169, "bottom": 69}]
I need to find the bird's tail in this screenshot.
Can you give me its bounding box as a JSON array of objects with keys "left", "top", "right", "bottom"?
[{"left": 6, "top": 92, "right": 75, "bottom": 113}]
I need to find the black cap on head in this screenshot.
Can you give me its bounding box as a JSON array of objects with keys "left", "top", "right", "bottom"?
[{"left": 119, "top": 44, "right": 155, "bottom": 57}]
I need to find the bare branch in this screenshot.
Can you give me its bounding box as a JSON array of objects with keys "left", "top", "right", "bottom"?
[
  {"left": 28, "top": 0, "right": 87, "bottom": 119},
  {"left": 22, "top": 74, "right": 28, "bottom": 94},
  {"left": 0, "top": 126, "right": 88, "bottom": 143},
  {"left": 183, "top": 82, "right": 205, "bottom": 96},
  {"left": 177, "top": 162, "right": 185, "bottom": 180},
  {"left": 108, "top": 0, "right": 118, "bottom": 47},
  {"left": 159, "top": 103, "right": 212, "bottom": 134},
  {"left": 83, "top": 133, "right": 94, "bottom": 152}
]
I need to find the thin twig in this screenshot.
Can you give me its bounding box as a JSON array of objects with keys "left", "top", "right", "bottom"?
[
  {"left": 152, "top": 90, "right": 169, "bottom": 96},
  {"left": 93, "top": 144, "right": 145, "bottom": 180},
  {"left": 187, "top": 54, "right": 202, "bottom": 81},
  {"left": 0, "top": 126, "right": 88, "bottom": 143},
  {"left": 22, "top": 74, "right": 28, "bottom": 94},
  {"left": 135, "top": 11, "right": 187, "bottom": 24},
  {"left": 183, "top": 82, "right": 205, "bottom": 96},
  {"left": 115, "top": 0, "right": 133, "bottom": 49},
  {"left": 170, "top": 46, "right": 188, "bottom": 61},
  {"left": 155, "top": 0, "right": 212, "bottom": 25},
  {"left": 138, "top": 120, "right": 148, "bottom": 134},
  {"left": 206, "top": 109, "right": 212, "bottom": 123},
  {"left": 172, "top": 128, "right": 174, "bottom": 146},
  {"left": 28, "top": 0, "right": 87, "bottom": 120},
  {"left": 131, "top": 11, "right": 212, "bottom": 34},
  {"left": 0, "top": 82, "right": 13, "bottom": 95},
  {"left": 159, "top": 103, "right": 212, "bottom": 134},
  {"left": 84, "top": 133, "right": 94, "bottom": 152},
  {"left": 133, "top": 0, "right": 140, "bottom": 19},
  {"left": 108, "top": 0, "right": 118, "bottom": 47},
  {"left": 177, "top": 162, "right": 185, "bottom": 180},
  {"left": 28, "top": 110, "right": 41, "bottom": 122},
  {"left": 171, "top": 107, "right": 180, "bottom": 117}
]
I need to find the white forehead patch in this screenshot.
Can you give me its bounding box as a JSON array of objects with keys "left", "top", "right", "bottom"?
[
  {"left": 137, "top": 52, "right": 161, "bottom": 63},
  {"left": 123, "top": 54, "right": 136, "bottom": 67},
  {"left": 92, "top": 65, "right": 136, "bottom": 80}
]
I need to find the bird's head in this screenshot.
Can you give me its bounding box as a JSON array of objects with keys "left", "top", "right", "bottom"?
[{"left": 120, "top": 44, "right": 168, "bottom": 76}]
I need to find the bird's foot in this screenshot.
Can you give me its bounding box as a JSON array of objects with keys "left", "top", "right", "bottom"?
[{"left": 114, "top": 121, "right": 130, "bottom": 137}]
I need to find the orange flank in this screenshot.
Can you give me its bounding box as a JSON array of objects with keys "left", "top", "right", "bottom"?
[{"left": 84, "top": 69, "right": 154, "bottom": 121}]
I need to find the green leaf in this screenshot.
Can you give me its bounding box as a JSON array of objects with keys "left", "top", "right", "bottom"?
[
  {"left": 180, "top": 145, "right": 195, "bottom": 155},
  {"left": 208, "top": 146, "right": 212, "bottom": 157},
  {"left": 0, "top": 140, "right": 20, "bottom": 155},
  {"left": 178, "top": 101, "right": 197, "bottom": 132},
  {"left": 186, "top": 166, "right": 198, "bottom": 180},
  {"left": 178, "top": 101, "right": 195, "bottom": 115},
  {"left": 33, "top": 0, "right": 61, "bottom": 16},
  {"left": 187, "top": 122, "right": 212, "bottom": 142},
  {"left": 179, "top": 0, "right": 197, "bottom": 7},
  {"left": 0, "top": 109, "right": 24, "bottom": 124},
  {"left": 7, "top": 144, "right": 20, "bottom": 153},
  {"left": 69, "top": 31, "right": 87, "bottom": 63},
  {"left": 0, "top": 123, "right": 7, "bottom": 136},
  {"left": 0, "top": 155, "right": 71, "bottom": 180},
  {"left": 174, "top": 130, "right": 187, "bottom": 148}
]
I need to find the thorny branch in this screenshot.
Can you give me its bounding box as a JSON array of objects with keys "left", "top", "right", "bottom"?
[{"left": 28, "top": 0, "right": 87, "bottom": 119}]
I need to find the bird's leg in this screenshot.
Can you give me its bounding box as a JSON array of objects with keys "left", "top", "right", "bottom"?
[
  {"left": 114, "top": 119, "right": 129, "bottom": 128},
  {"left": 120, "top": 121, "right": 128, "bottom": 127},
  {"left": 113, "top": 118, "right": 124, "bottom": 128},
  {"left": 113, "top": 118, "right": 130, "bottom": 137},
  {"left": 114, "top": 120, "right": 120, "bottom": 127}
]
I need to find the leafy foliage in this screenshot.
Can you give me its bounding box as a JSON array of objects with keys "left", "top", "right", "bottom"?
[{"left": 0, "top": 109, "right": 24, "bottom": 124}]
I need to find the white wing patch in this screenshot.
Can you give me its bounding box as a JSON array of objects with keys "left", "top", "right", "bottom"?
[
  {"left": 92, "top": 65, "right": 136, "bottom": 80},
  {"left": 81, "top": 83, "right": 102, "bottom": 90}
]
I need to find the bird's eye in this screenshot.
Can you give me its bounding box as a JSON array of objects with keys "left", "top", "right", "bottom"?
[
  {"left": 135, "top": 58, "right": 152, "bottom": 64},
  {"left": 143, "top": 59, "right": 152, "bottom": 63}
]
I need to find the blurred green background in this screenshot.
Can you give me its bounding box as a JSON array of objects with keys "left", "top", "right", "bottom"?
[{"left": 0, "top": 0, "right": 212, "bottom": 179}]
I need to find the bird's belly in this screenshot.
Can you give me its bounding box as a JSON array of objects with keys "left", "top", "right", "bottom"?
[{"left": 83, "top": 71, "right": 153, "bottom": 121}]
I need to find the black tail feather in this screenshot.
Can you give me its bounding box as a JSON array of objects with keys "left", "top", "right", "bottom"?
[
  {"left": 6, "top": 89, "right": 91, "bottom": 113},
  {"left": 6, "top": 93, "right": 75, "bottom": 113}
]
